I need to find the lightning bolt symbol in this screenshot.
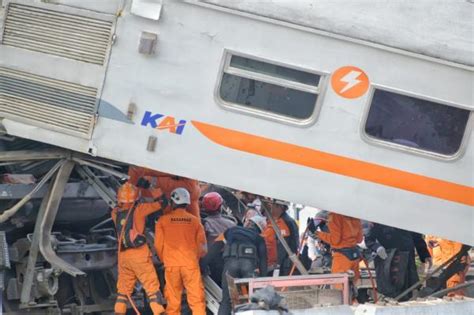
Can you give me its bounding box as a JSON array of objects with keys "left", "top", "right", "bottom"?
[{"left": 340, "top": 70, "right": 362, "bottom": 93}]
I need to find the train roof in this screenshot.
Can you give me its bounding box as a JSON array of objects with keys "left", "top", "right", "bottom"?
[{"left": 197, "top": 0, "right": 474, "bottom": 67}]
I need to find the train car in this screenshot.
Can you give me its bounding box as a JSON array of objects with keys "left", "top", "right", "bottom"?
[{"left": 0, "top": 0, "right": 472, "bottom": 313}]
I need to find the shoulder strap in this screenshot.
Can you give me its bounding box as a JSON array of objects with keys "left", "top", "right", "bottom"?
[{"left": 117, "top": 203, "right": 138, "bottom": 252}]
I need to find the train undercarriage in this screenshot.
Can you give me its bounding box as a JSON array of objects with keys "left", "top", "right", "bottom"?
[{"left": 0, "top": 137, "right": 129, "bottom": 314}]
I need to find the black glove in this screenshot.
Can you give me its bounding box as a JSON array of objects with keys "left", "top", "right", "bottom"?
[
  {"left": 156, "top": 195, "right": 168, "bottom": 208},
  {"left": 307, "top": 217, "right": 317, "bottom": 233},
  {"left": 136, "top": 177, "right": 151, "bottom": 189}
]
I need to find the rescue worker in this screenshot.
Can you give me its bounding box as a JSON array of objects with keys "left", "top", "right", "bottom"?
[
  {"left": 315, "top": 212, "right": 363, "bottom": 290},
  {"left": 306, "top": 210, "right": 332, "bottom": 271},
  {"left": 128, "top": 166, "right": 201, "bottom": 217},
  {"left": 201, "top": 192, "right": 237, "bottom": 286},
  {"left": 262, "top": 199, "right": 299, "bottom": 276},
  {"left": 154, "top": 188, "right": 207, "bottom": 315},
  {"left": 201, "top": 192, "right": 236, "bottom": 246},
  {"left": 365, "top": 224, "right": 431, "bottom": 300},
  {"left": 218, "top": 215, "right": 268, "bottom": 315},
  {"left": 112, "top": 182, "right": 167, "bottom": 315},
  {"left": 426, "top": 236, "right": 471, "bottom": 296}
]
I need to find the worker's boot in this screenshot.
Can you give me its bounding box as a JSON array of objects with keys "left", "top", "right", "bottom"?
[
  {"left": 150, "top": 302, "right": 166, "bottom": 315},
  {"left": 149, "top": 292, "right": 167, "bottom": 315}
]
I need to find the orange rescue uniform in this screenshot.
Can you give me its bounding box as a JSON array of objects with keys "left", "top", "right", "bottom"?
[
  {"left": 128, "top": 166, "right": 201, "bottom": 217},
  {"left": 111, "top": 201, "right": 164, "bottom": 315},
  {"left": 318, "top": 213, "right": 363, "bottom": 285},
  {"left": 426, "top": 236, "right": 471, "bottom": 296},
  {"left": 262, "top": 225, "right": 278, "bottom": 269},
  {"left": 155, "top": 208, "right": 207, "bottom": 315},
  {"left": 262, "top": 217, "right": 293, "bottom": 269}
]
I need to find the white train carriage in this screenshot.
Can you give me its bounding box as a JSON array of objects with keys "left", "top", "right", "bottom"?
[{"left": 0, "top": 0, "right": 472, "bottom": 245}]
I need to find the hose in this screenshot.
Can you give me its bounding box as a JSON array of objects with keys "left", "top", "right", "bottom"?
[{"left": 361, "top": 257, "right": 378, "bottom": 303}]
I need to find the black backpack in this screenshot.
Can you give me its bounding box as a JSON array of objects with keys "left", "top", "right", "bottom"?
[
  {"left": 374, "top": 248, "right": 409, "bottom": 297},
  {"left": 115, "top": 204, "right": 147, "bottom": 251}
]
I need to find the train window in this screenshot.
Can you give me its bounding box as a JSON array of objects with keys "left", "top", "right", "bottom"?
[
  {"left": 364, "top": 89, "right": 471, "bottom": 156},
  {"left": 229, "top": 56, "right": 321, "bottom": 86},
  {"left": 217, "top": 53, "right": 325, "bottom": 123}
]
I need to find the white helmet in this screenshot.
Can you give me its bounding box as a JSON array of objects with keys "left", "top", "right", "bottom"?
[
  {"left": 170, "top": 187, "right": 191, "bottom": 205},
  {"left": 249, "top": 215, "right": 267, "bottom": 233}
]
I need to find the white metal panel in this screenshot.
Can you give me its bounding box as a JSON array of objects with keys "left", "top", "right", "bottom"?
[
  {"left": 2, "top": 2, "right": 113, "bottom": 65},
  {"left": 196, "top": 0, "right": 474, "bottom": 67},
  {"left": 93, "top": 1, "right": 473, "bottom": 244},
  {"left": 0, "top": 0, "right": 471, "bottom": 244},
  {"left": 0, "top": 66, "right": 97, "bottom": 138}
]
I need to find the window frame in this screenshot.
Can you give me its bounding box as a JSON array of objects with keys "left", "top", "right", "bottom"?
[
  {"left": 214, "top": 50, "right": 328, "bottom": 126},
  {"left": 360, "top": 84, "right": 473, "bottom": 161}
]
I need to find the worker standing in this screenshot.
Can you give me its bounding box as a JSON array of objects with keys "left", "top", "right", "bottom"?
[
  {"left": 201, "top": 192, "right": 236, "bottom": 246},
  {"left": 365, "top": 224, "right": 431, "bottom": 300},
  {"left": 315, "top": 212, "right": 363, "bottom": 289},
  {"left": 155, "top": 188, "right": 207, "bottom": 315},
  {"left": 218, "top": 215, "right": 268, "bottom": 315},
  {"left": 263, "top": 199, "right": 299, "bottom": 276},
  {"left": 112, "top": 182, "right": 167, "bottom": 315},
  {"left": 201, "top": 192, "right": 236, "bottom": 286}
]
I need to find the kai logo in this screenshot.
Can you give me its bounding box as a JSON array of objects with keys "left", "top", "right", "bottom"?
[{"left": 141, "top": 111, "right": 187, "bottom": 135}]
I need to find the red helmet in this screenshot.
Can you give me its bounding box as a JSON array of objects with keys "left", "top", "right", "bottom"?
[{"left": 202, "top": 192, "right": 223, "bottom": 212}]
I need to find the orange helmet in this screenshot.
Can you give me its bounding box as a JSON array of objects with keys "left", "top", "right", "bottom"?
[{"left": 117, "top": 182, "right": 138, "bottom": 204}]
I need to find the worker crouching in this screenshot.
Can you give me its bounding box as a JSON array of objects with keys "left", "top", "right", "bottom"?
[
  {"left": 155, "top": 188, "right": 207, "bottom": 315},
  {"left": 112, "top": 182, "right": 167, "bottom": 315}
]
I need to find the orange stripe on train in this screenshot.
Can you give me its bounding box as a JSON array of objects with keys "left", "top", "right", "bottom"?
[{"left": 192, "top": 121, "right": 474, "bottom": 207}]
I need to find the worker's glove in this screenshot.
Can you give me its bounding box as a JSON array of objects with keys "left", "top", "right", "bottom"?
[
  {"left": 136, "top": 177, "right": 151, "bottom": 189},
  {"left": 376, "top": 246, "right": 388, "bottom": 260},
  {"left": 307, "top": 217, "right": 317, "bottom": 233},
  {"left": 424, "top": 257, "right": 433, "bottom": 273},
  {"left": 156, "top": 195, "right": 168, "bottom": 208}
]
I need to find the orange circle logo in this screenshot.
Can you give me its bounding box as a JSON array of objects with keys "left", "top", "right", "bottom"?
[{"left": 331, "top": 66, "right": 369, "bottom": 99}]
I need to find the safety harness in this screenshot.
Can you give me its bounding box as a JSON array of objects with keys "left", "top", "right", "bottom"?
[
  {"left": 115, "top": 203, "right": 144, "bottom": 315},
  {"left": 115, "top": 204, "right": 147, "bottom": 250}
]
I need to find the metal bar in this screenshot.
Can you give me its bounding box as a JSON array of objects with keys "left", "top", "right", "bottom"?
[
  {"left": 89, "top": 218, "right": 113, "bottom": 233},
  {"left": 0, "top": 160, "right": 65, "bottom": 223},
  {"left": 73, "top": 157, "right": 129, "bottom": 179},
  {"left": 0, "top": 182, "right": 101, "bottom": 200},
  {"left": 38, "top": 160, "right": 85, "bottom": 277},
  {"left": 0, "top": 149, "right": 68, "bottom": 162},
  {"left": 19, "top": 179, "right": 53, "bottom": 306},
  {"left": 395, "top": 245, "right": 470, "bottom": 301},
  {"left": 261, "top": 204, "right": 308, "bottom": 275},
  {"left": 76, "top": 165, "right": 117, "bottom": 208},
  {"left": 343, "top": 276, "right": 350, "bottom": 305},
  {"left": 429, "top": 280, "right": 474, "bottom": 298}
]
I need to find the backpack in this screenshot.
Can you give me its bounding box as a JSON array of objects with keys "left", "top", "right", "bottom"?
[
  {"left": 115, "top": 204, "right": 147, "bottom": 251},
  {"left": 374, "top": 248, "right": 409, "bottom": 297}
]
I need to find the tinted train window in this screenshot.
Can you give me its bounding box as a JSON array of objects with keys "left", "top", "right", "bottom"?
[
  {"left": 219, "top": 54, "right": 323, "bottom": 122},
  {"left": 365, "top": 89, "right": 470, "bottom": 155}
]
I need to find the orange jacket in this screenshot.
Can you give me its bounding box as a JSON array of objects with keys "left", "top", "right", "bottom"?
[
  {"left": 318, "top": 213, "right": 363, "bottom": 249},
  {"left": 155, "top": 208, "right": 207, "bottom": 267},
  {"left": 128, "top": 166, "right": 201, "bottom": 217},
  {"left": 263, "top": 225, "right": 278, "bottom": 267},
  {"left": 427, "top": 236, "right": 465, "bottom": 266},
  {"left": 111, "top": 201, "right": 162, "bottom": 258}
]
